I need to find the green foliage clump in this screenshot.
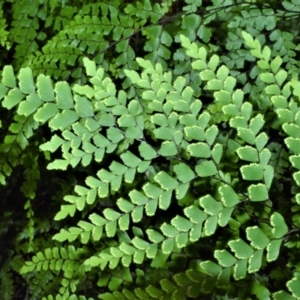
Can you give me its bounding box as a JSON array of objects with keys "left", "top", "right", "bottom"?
[{"left": 2, "top": 0, "right": 300, "bottom": 299}]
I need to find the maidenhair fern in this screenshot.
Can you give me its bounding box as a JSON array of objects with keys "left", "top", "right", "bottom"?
[{"left": 2, "top": 0, "right": 300, "bottom": 299}]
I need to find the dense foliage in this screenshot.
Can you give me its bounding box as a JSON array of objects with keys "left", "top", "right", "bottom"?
[{"left": 1, "top": 0, "right": 300, "bottom": 299}]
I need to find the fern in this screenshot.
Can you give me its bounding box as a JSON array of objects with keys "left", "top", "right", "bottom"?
[{"left": 2, "top": 0, "right": 300, "bottom": 299}]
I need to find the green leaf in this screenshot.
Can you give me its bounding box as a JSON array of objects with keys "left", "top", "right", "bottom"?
[
  {"left": 262, "top": 46, "right": 271, "bottom": 61},
  {"left": 257, "top": 59, "right": 269, "bottom": 69},
  {"left": 103, "top": 208, "right": 121, "bottom": 221},
  {"left": 237, "top": 146, "right": 258, "bottom": 162},
  {"left": 147, "top": 229, "right": 164, "bottom": 243},
  {"left": 265, "top": 84, "right": 281, "bottom": 95},
  {"left": 273, "top": 291, "right": 295, "bottom": 300},
  {"left": 198, "top": 24, "right": 212, "bottom": 43},
  {"left": 290, "top": 155, "right": 300, "bottom": 171},
  {"left": 54, "top": 204, "right": 76, "bottom": 220},
  {"left": 184, "top": 126, "right": 205, "bottom": 141},
  {"left": 266, "top": 239, "right": 282, "bottom": 262},
  {"left": 200, "top": 69, "right": 215, "bottom": 81},
  {"left": 159, "top": 190, "right": 172, "bottom": 210},
  {"left": 200, "top": 195, "right": 223, "bottom": 215},
  {"left": 189, "top": 223, "right": 203, "bottom": 241},
  {"left": 223, "top": 104, "right": 239, "bottom": 116},
  {"left": 158, "top": 141, "right": 178, "bottom": 156},
  {"left": 160, "top": 278, "right": 177, "bottom": 293},
  {"left": 260, "top": 72, "right": 275, "bottom": 84},
  {"left": 0, "top": 84, "right": 8, "bottom": 101},
  {"left": 249, "top": 114, "right": 265, "bottom": 135},
  {"left": 89, "top": 213, "right": 106, "bottom": 227},
  {"left": 98, "top": 113, "right": 115, "bottom": 127},
  {"left": 283, "top": 124, "right": 300, "bottom": 139},
  {"left": 270, "top": 56, "right": 282, "bottom": 74},
  {"left": 216, "top": 267, "right": 231, "bottom": 289},
  {"left": 2, "top": 65, "right": 16, "bottom": 88},
  {"left": 211, "top": 143, "right": 223, "bottom": 164},
  {"left": 18, "top": 94, "right": 43, "bottom": 116},
  {"left": 37, "top": 75, "right": 55, "bottom": 102},
  {"left": 171, "top": 215, "right": 193, "bottom": 232},
  {"left": 175, "top": 182, "right": 189, "bottom": 200},
  {"left": 230, "top": 116, "right": 247, "bottom": 128},
  {"left": 18, "top": 67, "right": 35, "bottom": 94},
  {"left": 187, "top": 142, "right": 211, "bottom": 158},
  {"left": 105, "top": 220, "right": 117, "bottom": 237},
  {"left": 233, "top": 259, "right": 248, "bottom": 280},
  {"left": 200, "top": 260, "right": 222, "bottom": 276},
  {"left": 286, "top": 137, "right": 300, "bottom": 155},
  {"left": 107, "top": 127, "right": 124, "bottom": 143},
  {"left": 294, "top": 172, "right": 300, "bottom": 189},
  {"left": 259, "top": 149, "right": 272, "bottom": 167},
  {"left": 184, "top": 206, "right": 207, "bottom": 224},
  {"left": 275, "top": 69, "right": 287, "bottom": 86},
  {"left": 161, "top": 223, "right": 179, "bottom": 238},
  {"left": 121, "top": 151, "right": 141, "bottom": 168},
  {"left": 146, "top": 285, "right": 164, "bottom": 299},
  {"left": 55, "top": 82, "right": 74, "bottom": 109},
  {"left": 143, "top": 183, "right": 162, "bottom": 200},
  {"left": 40, "top": 134, "right": 65, "bottom": 153},
  {"left": 205, "top": 125, "right": 218, "bottom": 145},
  {"left": 241, "top": 163, "right": 263, "bottom": 181},
  {"left": 218, "top": 207, "right": 234, "bottom": 227},
  {"left": 219, "top": 185, "right": 239, "bottom": 207},
  {"left": 83, "top": 57, "right": 97, "bottom": 76},
  {"left": 277, "top": 108, "right": 294, "bottom": 124},
  {"left": 47, "top": 159, "right": 69, "bottom": 170},
  {"left": 131, "top": 237, "right": 149, "bottom": 251},
  {"left": 129, "top": 190, "right": 148, "bottom": 205},
  {"left": 133, "top": 288, "right": 150, "bottom": 300},
  {"left": 154, "top": 171, "right": 178, "bottom": 191},
  {"left": 138, "top": 142, "right": 157, "bottom": 160},
  {"left": 151, "top": 114, "right": 168, "bottom": 126},
  {"left": 131, "top": 206, "right": 143, "bottom": 222},
  {"left": 255, "top": 133, "right": 269, "bottom": 151},
  {"left": 224, "top": 76, "right": 236, "bottom": 92},
  {"left": 248, "top": 250, "right": 263, "bottom": 273},
  {"left": 271, "top": 95, "right": 288, "bottom": 109},
  {"left": 118, "top": 114, "right": 136, "bottom": 127},
  {"left": 237, "top": 128, "right": 255, "bottom": 145},
  {"left": 214, "top": 250, "right": 236, "bottom": 267},
  {"left": 195, "top": 160, "right": 217, "bottom": 177},
  {"left": 251, "top": 279, "right": 270, "bottom": 299},
  {"left": 287, "top": 277, "right": 300, "bottom": 298},
  {"left": 74, "top": 95, "right": 94, "bottom": 117},
  {"left": 3, "top": 88, "right": 24, "bottom": 109},
  {"left": 173, "top": 163, "right": 195, "bottom": 183},
  {"left": 174, "top": 76, "right": 186, "bottom": 93},
  {"left": 248, "top": 183, "right": 268, "bottom": 201},
  {"left": 208, "top": 54, "right": 219, "bottom": 72},
  {"left": 124, "top": 70, "right": 141, "bottom": 84},
  {"left": 242, "top": 31, "right": 255, "bottom": 48},
  {"left": 246, "top": 226, "right": 270, "bottom": 250},
  {"left": 216, "top": 65, "right": 229, "bottom": 81},
  {"left": 173, "top": 100, "right": 190, "bottom": 113},
  {"left": 206, "top": 79, "right": 223, "bottom": 90},
  {"left": 175, "top": 232, "right": 189, "bottom": 248},
  {"left": 34, "top": 103, "right": 59, "bottom": 123},
  {"left": 214, "top": 90, "right": 231, "bottom": 103},
  {"left": 117, "top": 198, "right": 135, "bottom": 213},
  {"left": 49, "top": 110, "right": 79, "bottom": 130},
  {"left": 118, "top": 214, "right": 130, "bottom": 231},
  {"left": 229, "top": 239, "right": 253, "bottom": 259},
  {"left": 270, "top": 212, "right": 288, "bottom": 238},
  {"left": 198, "top": 111, "right": 211, "bottom": 129}
]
